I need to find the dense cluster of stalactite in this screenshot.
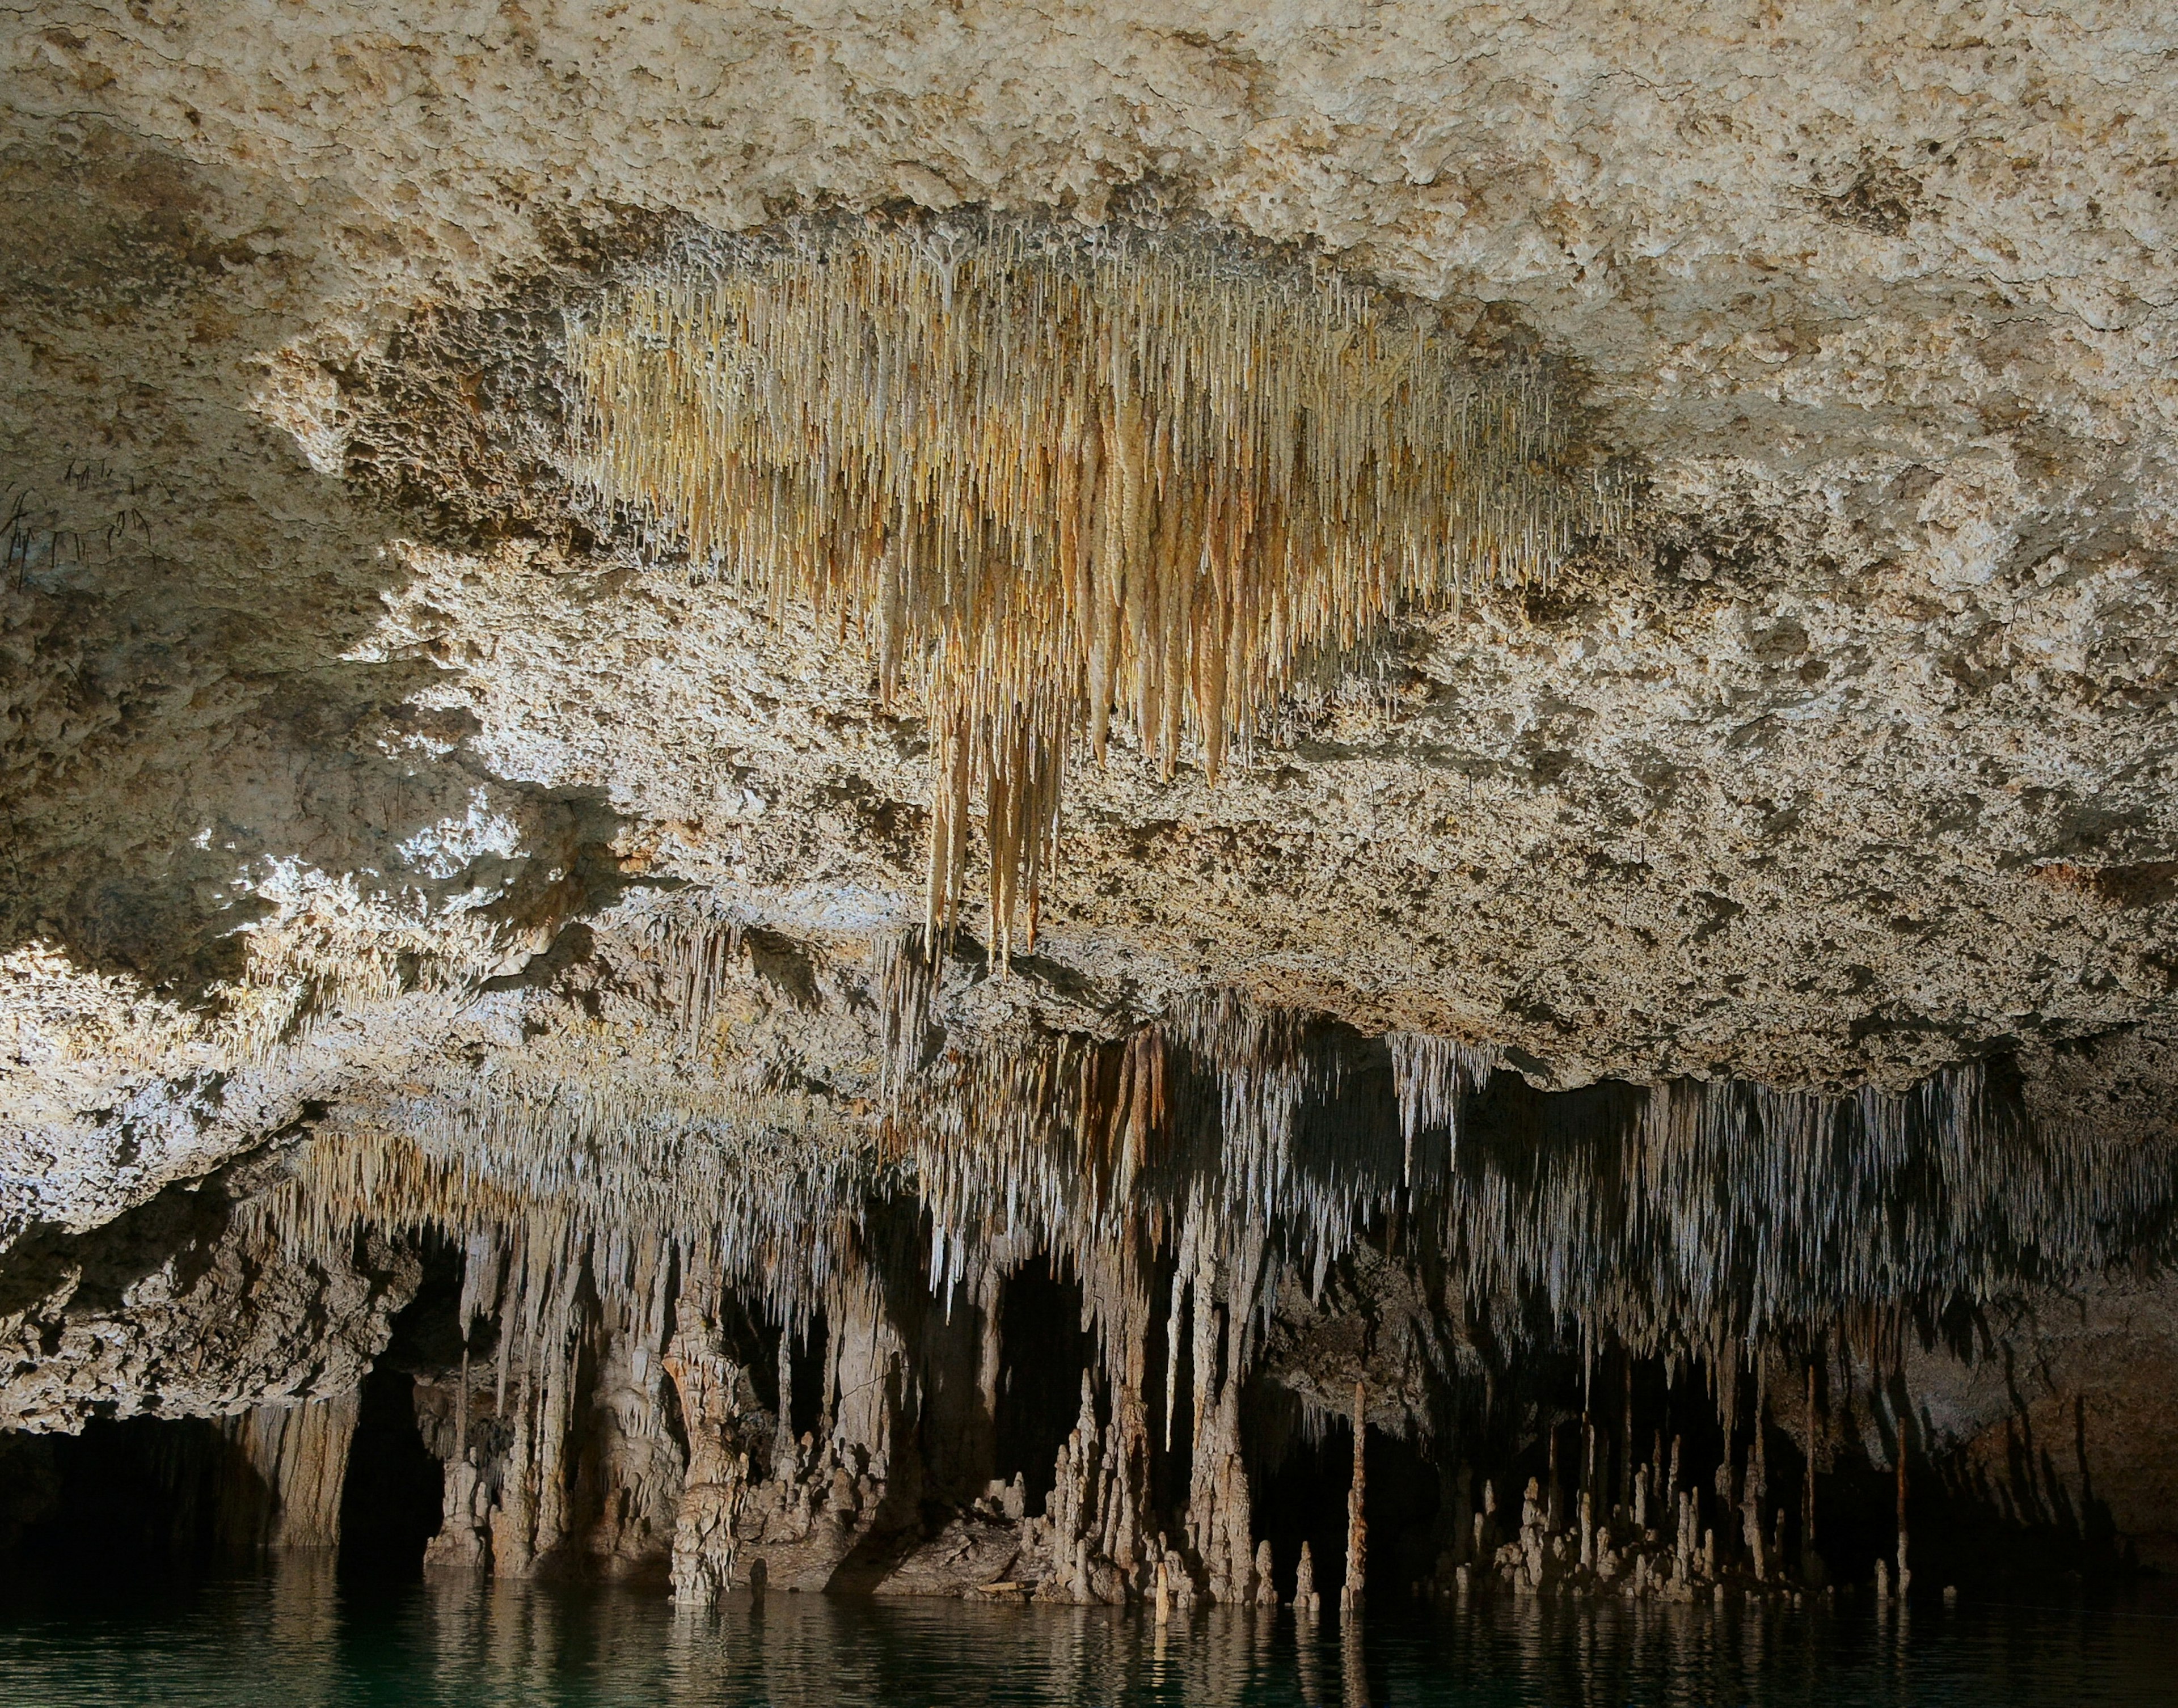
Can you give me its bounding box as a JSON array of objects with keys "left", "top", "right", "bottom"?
[
  {"left": 200, "top": 942, "right": 2178, "bottom": 1606},
  {"left": 894, "top": 987, "right": 2166, "bottom": 1375},
  {"left": 568, "top": 217, "right": 1630, "bottom": 959}
]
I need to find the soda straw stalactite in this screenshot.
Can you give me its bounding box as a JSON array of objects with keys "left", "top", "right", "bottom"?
[{"left": 568, "top": 219, "right": 1630, "bottom": 962}]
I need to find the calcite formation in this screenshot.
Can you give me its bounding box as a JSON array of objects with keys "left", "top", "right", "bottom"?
[
  {"left": 568, "top": 219, "right": 1627, "bottom": 956},
  {"left": 2, "top": 0, "right": 2177, "bottom": 1608}
]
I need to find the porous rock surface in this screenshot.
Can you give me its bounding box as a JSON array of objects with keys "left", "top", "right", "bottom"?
[
  {"left": 1, "top": 3, "right": 2175, "bottom": 1426},
  {"left": 0, "top": 1153, "right": 420, "bottom": 1433}
]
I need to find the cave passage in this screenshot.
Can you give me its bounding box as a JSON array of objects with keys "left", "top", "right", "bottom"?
[
  {"left": 786, "top": 1313, "right": 829, "bottom": 1444},
  {"left": 7, "top": 1415, "right": 243, "bottom": 1577},
  {"left": 994, "top": 1258, "right": 1095, "bottom": 1517},
  {"left": 335, "top": 1365, "right": 442, "bottom": 1584}
]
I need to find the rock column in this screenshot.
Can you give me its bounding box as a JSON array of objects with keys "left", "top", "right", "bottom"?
[
  {"left": 662, "top": 1298, "right": 751, "bottom": 1605},
  {"left": 222, "top": 1392, "right": 359, "bottom": 1549},
  {"left": 1342, "top": 1380, "right": 1366, "bottom": 1610}
]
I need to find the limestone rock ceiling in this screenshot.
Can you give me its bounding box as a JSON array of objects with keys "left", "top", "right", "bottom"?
[{"left": 2, "top": 5, "right": 2177, "bottom": 1248}]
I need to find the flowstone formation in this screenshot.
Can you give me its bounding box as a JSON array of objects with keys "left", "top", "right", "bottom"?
[{"left": 3, "top": 0, "right": 2178, "bottom": 1620}]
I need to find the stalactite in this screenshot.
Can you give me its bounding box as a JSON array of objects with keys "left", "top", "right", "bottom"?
[
  {"left": 218, "top": 971, "right": 2178, "bottom": 1609},
  {"left": 655, "top": 912, "right": 745, "bottom": 1051},
  {"left": 874, "top": 927, "right": 935, "bottom": 1106},
  {"left": 1387, "top": 1032, "right": 1495, "bottom": 1183},
  {"left": 569, "top": 217, "right": 1630, "bottom": 954}
]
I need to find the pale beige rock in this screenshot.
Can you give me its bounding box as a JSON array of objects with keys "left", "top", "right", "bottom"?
[
  {"left": 6, "top": 6, "right": 2178, "bottom": 1229},
  {"left": 1886, "top": 1277, "right": 2178, "bottom": 1573},
  {"left": 0, "top": 1195, "right": 418, "bottom": 1434}
]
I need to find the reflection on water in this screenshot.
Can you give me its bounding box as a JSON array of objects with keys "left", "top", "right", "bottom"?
[{"left": 5, "top": 1558, "right": 2178, "bottom": 1707}]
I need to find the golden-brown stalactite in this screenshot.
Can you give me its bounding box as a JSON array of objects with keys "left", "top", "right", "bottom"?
[{"left": 569, "top": 221, "right": 1627, "bottom": 955}]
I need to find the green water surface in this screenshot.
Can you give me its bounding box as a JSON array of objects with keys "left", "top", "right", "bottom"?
[{"left": 3, "top": 1561, "right": 2176, "bottom": 1707}]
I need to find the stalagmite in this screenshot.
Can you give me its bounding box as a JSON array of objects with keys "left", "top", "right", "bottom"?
[
  {"left": 1192, "top": 1383, "right": 1258, "bottom": 1603},
  {"left": 1295, "top": 1541, "right": 1318, "bottom": 1615},
  {"left": 1343, "top": 1381, "right": 1367, "bottom": 1611},
  {"left": 425, "top": 1345, "right": 492, "bottom": 1572},
  {"left": 1518, "top": 1478, "right": 1546, "bottom": 1592}
]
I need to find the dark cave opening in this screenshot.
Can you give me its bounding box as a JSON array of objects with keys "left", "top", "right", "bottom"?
[
  {"left": 5, "top": 1414, "right": 244, "bottom": 1578},
  {"left": 335, "top": 1245, "right": 462, "bottom": 1585},
  {"left": 1145, "top": 1255, "right": 1189, "bottom": 1522},
  {"left": 787, "top": 1312, "right": 829, "bottom": 1443},
  {"left": 1251, "top": 1418, "right": 1440, "bottom": 1603},
  {"left": 335, "top": 1366, "right": 442, "bottom": 1584},
  {"left": 1255, "top": 1423, "right": 1354, "bottom": 1600},
  {"left": 1366, "top": 1428, "right": 1446, "bottom": 1596},
  {"left": 994, "top": 1257, "right": 1095, "bottom": 1516},
  {"left": 1231, "top": 1343, "right": 2122, "bottom": 1610}
]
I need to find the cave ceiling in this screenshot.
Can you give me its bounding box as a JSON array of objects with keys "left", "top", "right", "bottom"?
[{"left": 3, "top": 3, "right": 2176, "bottom": 1250}]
